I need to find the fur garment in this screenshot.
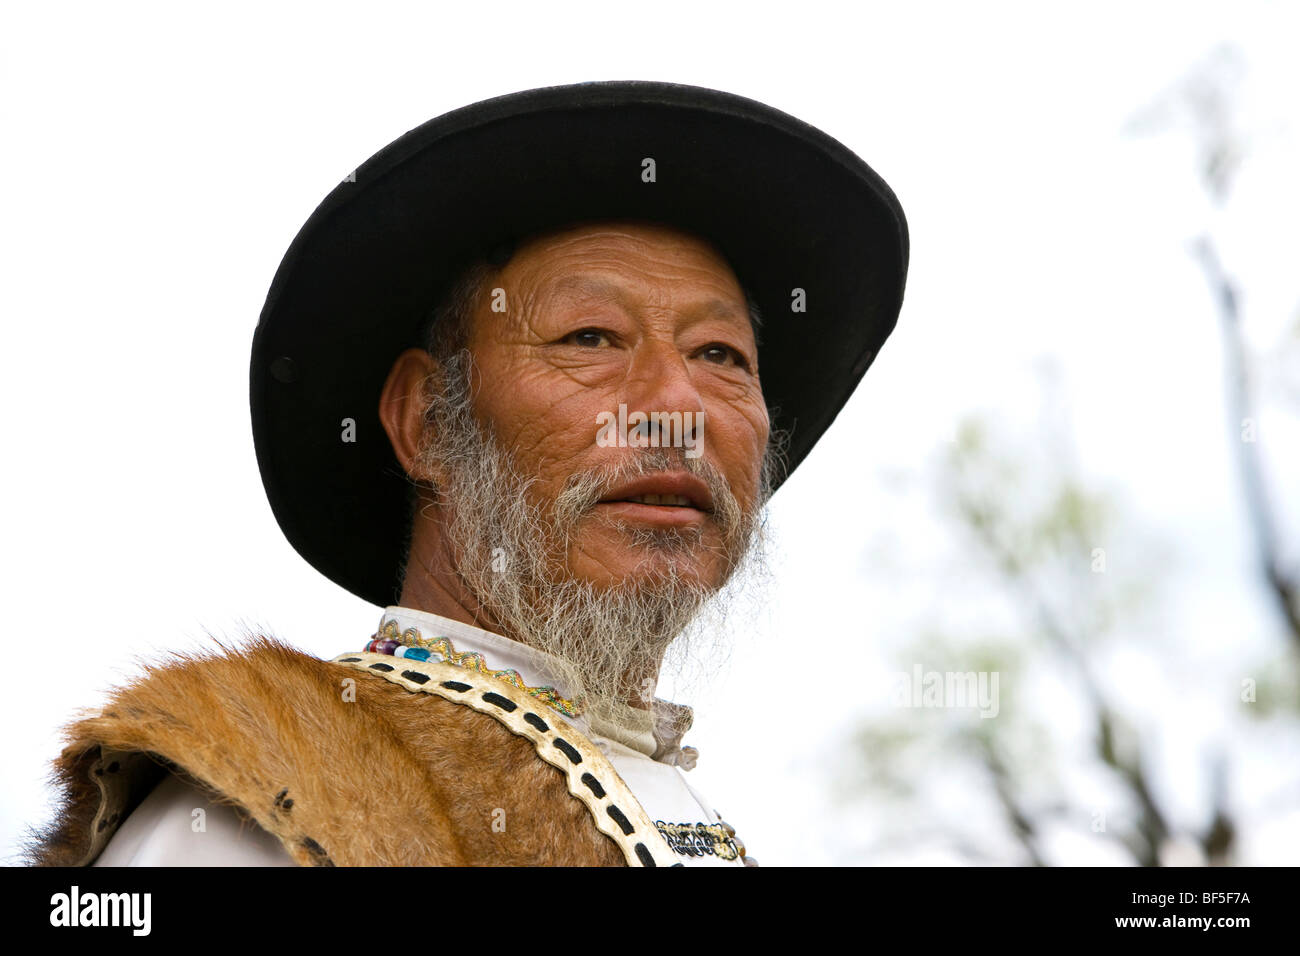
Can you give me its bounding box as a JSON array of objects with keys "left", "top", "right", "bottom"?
[{"left": 23, "top": 635, "right": 625, "bottom": 866}]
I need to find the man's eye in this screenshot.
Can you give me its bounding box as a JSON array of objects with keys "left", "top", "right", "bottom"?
[
  {"left": 699, "top": 344, "right": 747, "bottom": 369},
  {"left": 566, "top": 329, "right": 611, "bottom": 348}
]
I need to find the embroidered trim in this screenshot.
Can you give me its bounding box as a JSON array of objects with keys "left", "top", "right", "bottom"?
[
  {"left": 368, "top": 619, "right": 580, "bottom": 718},
  {"left": 655, "top": 821, "right": 741, "bottom": 861},
  {"left": 331, "top": 651, "right": 681, "bottom": 868}
]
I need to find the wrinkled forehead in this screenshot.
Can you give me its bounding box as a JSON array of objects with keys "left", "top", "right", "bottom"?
[
  {"left": 480, "top": 219, "right": 758, "bottom": 335},
  {"left": 510, "top": 220, "right": 739, "bottom": 271}
]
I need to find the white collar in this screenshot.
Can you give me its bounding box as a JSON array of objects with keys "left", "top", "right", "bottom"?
[{"left": 377, "top": 606, "right": 696, "bottom": 766}]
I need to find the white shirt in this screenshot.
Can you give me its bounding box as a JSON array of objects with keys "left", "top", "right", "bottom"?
[{"left": 95, "top": 606, "right": 744, "bottom": 866}]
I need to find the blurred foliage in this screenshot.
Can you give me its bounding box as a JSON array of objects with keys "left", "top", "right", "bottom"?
[
  {"left": 840, "top": 43, "right": 1300, "bottom": 865},
  {"left": 840, "top": 410, "right": 1253, "bottom": 865}
]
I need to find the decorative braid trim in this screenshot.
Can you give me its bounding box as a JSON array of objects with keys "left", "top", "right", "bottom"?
[
  {"left": 371, "top": 620, "right": 581, "bottom": 718},
  {"left": 331, "top": 652, "right": 681, "bottom": 868}
]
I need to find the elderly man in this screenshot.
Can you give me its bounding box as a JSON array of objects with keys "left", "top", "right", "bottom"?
[{"left": 26, "top": 81, "right": 907, "bottom": 867}]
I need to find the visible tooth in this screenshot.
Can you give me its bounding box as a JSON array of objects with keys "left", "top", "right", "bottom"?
[{"left": 624, "top": 494, "right": 693, "bottom": 507}]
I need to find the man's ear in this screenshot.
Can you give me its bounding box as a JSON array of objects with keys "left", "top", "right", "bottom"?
[{"left": 379, "top": 348, "right": 441, "bottom": 482}]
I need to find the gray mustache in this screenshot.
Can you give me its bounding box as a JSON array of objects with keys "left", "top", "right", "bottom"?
[{"left": 555, "top": 450, "right": 743, "bottom": 537}]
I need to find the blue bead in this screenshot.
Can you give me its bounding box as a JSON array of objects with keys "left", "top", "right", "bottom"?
[{"left": 403, "top": 647, "right": 432, "bottom": 662}]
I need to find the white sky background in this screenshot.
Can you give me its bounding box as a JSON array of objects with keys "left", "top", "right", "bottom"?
[{"left": 3, "top": 1, "right": 1298, "bottom": 865}]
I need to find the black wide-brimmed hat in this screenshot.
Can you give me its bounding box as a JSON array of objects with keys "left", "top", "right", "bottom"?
[{"left": 251, "top": 80, "right": 909, "bottom": 607}]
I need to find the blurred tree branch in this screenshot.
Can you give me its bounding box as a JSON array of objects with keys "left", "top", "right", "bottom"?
[
  {"left": 1193, "top": 237, "right": 1300, "bottom": 646},
  {"left": 841, "top": 41, "right": 1295, "bottom": 868},
  {"left": 1133, "top": 43, "right": 1300, "bottom": 648}
]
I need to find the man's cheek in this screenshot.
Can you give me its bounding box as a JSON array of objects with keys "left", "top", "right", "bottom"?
[
  {"left": 710, "top": 439, "right": 764, "bottom": 498},
  {"left": 519, "top": 436, "right": 602, "bottom": 500},
  {"left": 489, "top": 398, "right": 594, "bottom": 466}
]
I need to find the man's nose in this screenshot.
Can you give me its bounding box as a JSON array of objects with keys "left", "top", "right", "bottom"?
[{"left": 622, "top": 341, "right": 707, "bottom": 445}]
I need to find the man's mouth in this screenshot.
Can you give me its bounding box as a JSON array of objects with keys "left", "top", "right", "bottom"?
[{"left": 594, "top": 472, "right": 714, "bottom": 527}]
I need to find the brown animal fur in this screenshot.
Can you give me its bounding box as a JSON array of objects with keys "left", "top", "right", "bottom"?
[{"left": 22, "top": 635, "right": 625, "bottom": 866}]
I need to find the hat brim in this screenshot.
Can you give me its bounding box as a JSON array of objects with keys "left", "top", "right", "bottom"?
[{"left": 251, "top": 80, "right": 909, "bottom": 607}]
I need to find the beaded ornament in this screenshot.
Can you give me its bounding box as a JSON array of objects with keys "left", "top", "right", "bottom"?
[{"left": 365, "top": 619, "right": 581, "bottom": 718}]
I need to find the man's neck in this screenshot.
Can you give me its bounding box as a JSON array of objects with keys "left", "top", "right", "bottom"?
[{"left": 397, "top": 535, "right": 506, "bottom": 635}]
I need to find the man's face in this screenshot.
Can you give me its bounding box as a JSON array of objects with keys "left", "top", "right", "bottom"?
[{"left": 462, "top": 221, "right": 770, "bottom": 593}]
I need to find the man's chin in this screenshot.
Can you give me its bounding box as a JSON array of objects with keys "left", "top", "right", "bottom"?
[{"left": 566, "top": 532, "right": 728, "bottom": 593}]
